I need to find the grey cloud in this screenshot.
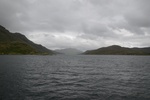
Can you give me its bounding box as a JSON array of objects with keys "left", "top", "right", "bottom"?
[
  {"left": 0, "top": 0, "right": 150, "bottom": 50},
  {"left": 121, "top": 0, "right": 150, "bottom": 34},
  {"left": 0, "top": 0, "right": 29, "bottom": 31}
]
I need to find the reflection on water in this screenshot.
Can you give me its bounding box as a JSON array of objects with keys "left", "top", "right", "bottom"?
[{"left": 0, "top": 55, "right": 150, "bottom": 100}]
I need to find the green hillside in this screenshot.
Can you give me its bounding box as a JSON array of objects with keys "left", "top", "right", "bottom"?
[
  {"left": 0, "top": 25, "right": 54, "bottom": 55},
  {"left": 83, "top": 45, "right": 150, "bottom": 55}
]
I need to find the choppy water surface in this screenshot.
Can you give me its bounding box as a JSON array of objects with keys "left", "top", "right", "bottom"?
[{"left": 0, "top": 55, "right": 150, "bottom": 100}]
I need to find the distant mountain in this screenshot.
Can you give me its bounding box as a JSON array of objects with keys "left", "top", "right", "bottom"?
[
  {"left": 0, "top": 25, "right": 55, "bottom": 55},
  {"left": 55, "top": 48, "right": 82, "bottom": 55},
  {"left": 83, "top": 45, "right": 150, "bottom": 55}
]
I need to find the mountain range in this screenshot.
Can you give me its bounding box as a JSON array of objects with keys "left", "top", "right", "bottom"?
[
  {"left": 55, "top": 48, "right": 82, "bottom": 55},
  {"left": 1, "top": 25, "right": 150, "bottom": 55},
  {"left": 0, "top": 25, "right": 54, "bottom": 55},
  {"left": 83, "top": 45, "right": 150, "bottom": 55}
]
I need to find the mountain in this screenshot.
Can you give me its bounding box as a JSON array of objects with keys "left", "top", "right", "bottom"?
[
  {"left": 0, "top": 25, "right": 55, "bottom": 55},
  {"left": 55, "top": 48, "right": 83, "bottom": 55},
  {"left": 83, "top": 45, "right": 150, "bottom": 55}
]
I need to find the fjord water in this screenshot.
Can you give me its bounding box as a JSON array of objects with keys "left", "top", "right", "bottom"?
[{"left": 0, "top": 55, "right": 150, "bottom": 100}]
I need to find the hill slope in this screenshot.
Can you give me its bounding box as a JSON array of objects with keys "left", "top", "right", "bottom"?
[
  {"left": 0, "top": 25, "right": 54, "bottom": 55},
  {"left": 83, "top": 45, "right": 150, "bottom": 55}
]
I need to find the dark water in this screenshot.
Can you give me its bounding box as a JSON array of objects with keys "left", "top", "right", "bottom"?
[{"left": 0, "top": 55, "right": 150, "bottom": 100}]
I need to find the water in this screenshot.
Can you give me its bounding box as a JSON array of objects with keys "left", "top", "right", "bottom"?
[{"left": 0, "top": 55, "right": 150, "bottom": 100}]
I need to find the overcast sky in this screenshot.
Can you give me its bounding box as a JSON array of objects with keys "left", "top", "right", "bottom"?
[{"left": 0, "top": 0, "right": 150, "bottom": 51}]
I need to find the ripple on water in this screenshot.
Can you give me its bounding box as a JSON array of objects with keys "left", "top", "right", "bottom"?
[{"left": 1, "top": 55, "right": 150, "bottom": 100}]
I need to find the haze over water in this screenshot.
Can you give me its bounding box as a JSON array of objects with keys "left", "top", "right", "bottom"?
[{"left": 1, "top": 55, "right": 150, "bottom": 100}]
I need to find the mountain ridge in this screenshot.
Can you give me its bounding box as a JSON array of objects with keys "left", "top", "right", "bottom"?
[
  {"left": 0, "top": 25, "right": 55, "bottom": 55},
  {"left": 83, "top": 45, "right": 150, "bottom": 55},
  {"left": 55, "top": 48, "right": 82, "bottom": 55}
]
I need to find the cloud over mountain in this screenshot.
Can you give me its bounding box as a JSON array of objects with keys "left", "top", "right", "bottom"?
[{"left": 0, "top": 0, "right": 150, "bottom": 50}]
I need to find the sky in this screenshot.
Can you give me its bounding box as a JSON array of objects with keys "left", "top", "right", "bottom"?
[{"left": 0, "top": 0, "right": 150, "bottom": 51}]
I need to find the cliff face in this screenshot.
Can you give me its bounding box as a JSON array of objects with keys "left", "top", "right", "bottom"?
[
  {"left": 0, "top": 25, "right": 54, "bottom": 55},
  {"left": 83, "top": 45, "right": 150, "bottom": 55}
]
